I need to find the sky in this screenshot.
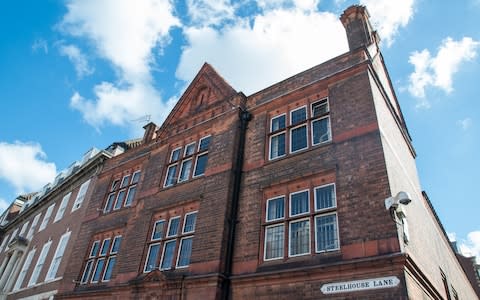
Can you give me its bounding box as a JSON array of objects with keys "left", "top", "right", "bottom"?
[{"left": 0, "top": 0, "right": 479, "bottom": 260}]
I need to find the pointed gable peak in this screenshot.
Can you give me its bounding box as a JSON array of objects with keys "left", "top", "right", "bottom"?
[{"left": 157, "top": 62, "right": 237, "bottom": 138}]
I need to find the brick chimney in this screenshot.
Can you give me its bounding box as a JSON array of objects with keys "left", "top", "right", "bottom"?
[
  {"left": 340, "top": 5, "right": 379, "bottom": 51},
  {"left": 142, "top": 122, "right": 158, "bottom": 143}
]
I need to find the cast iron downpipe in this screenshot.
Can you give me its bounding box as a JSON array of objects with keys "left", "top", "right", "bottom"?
[{"left": 221, "top": 108, "right": 252, "bottom": 300}]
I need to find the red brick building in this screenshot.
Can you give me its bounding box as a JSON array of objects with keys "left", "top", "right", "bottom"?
[{"left": 1, "top": 5, "right": 478, "bottom": 300}]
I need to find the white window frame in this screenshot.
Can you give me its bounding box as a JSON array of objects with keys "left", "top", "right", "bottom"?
[
  {"left": 182, "top": 211, "right": 198, "bottom": 234},
  {"left": 46, "top": 231, "right": 71, "bottom": 281},
  {"left": 288, "top": 217, "right": 311, "bottom": 257},
  {"left": 80, "top": 259, "right": 95, "bottom": 284},
  {"left": 26, "top": 213, "right": 41, "bottom": 241},
  {"left": 314, "top": 212, "right": 340, "bottom": 253},
  {"left": 164, "top": 164, "right": 178, "bottom": 187},
  {"left": 184, "top": 142, "right": 196, "bottom": 157},
  {"left": 268, "top": 132, "right": 287, "bottom": 161},
  {"left": 289, "top": 189, "right": 310, "bottom": 217},
  {"left": 143, "top": 242, "right": 161, "bottom": 273},
  {"left": 19, "top": 221, "right": 30, "bottom": 237},
  {"left": 72, "top": 179, "right": 91, "bottom": 212},
  {"left": 99, "top": 238, "right": 111, "bottom": 256},
  {"left": 160, "top": 240, "right": 176, "bottom": 270},
  {"left": 175, "top": 236, "right": 194, "bottom": 269},
  {"left": 178, "top": 158, "right": 193, "bottom": 183},
  {"left": 151, "top": 220, "right": 166, "bottom": 241},
  {"left": 101, "top": 255, "right": 116, "bottom": 282},
  {"left": 311, "top": 115, "right": 331, "bottom": 146},
  {"left": 54, "top": 192, "right": 72, "bottom": 222},
  {"left": 111, "top": 236, "right": 122, "bottom": 254},
  {"left": 166, "top": 216, "right": 181, "bottom": 238},
  {"left": 131, "top": 170, "right": 142, "bottom": 184},
  {"left": 113, "top": 189, "right": 127, "bottom": 210},
  {"left": 265, "top": 196, "right": 285, "bottom": 222},
  {"left": 28, "top": 240, "right": 52, "bottom": 286},
  {"left": 192, "top": 153, "right": 208, "bottom": 178},
  {"left": 170, "top": 147, "right": 182, "bottom": 162},
  {"left": 13, "top": 248, "right": 36, "bottom": 291},
  {"left": 90, "top": 258, "right": 106, "bottom": 283},
  {"left": 289, "top": 123, "right": 309, "bottom": 154},
  {"left": 39, "top": 204, "right": 55, "bottom": 232},
  {"left": 290, "top": 105, "right": 308, "bottom": 125},
  {"left": 197, "top": 135, "right": 212, "bottom": 152},
  {"left": 89, "top": 240, "right": 100, "bottom": 258},
  {"left": 270, "top": 113, "right": 287, "bottom": 132},
  {"left": 263, "top": 223, "right": 285, "bottom": 261},
  {"left": 311, "top": 98, "right": 329, "bottom": 117},
  {"left": 314, "top": 183, "right": 336, "bottom": 212}
]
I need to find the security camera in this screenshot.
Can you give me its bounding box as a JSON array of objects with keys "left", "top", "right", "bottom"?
[
  {"left": 385, "top": 191, "right": 413, "bottom": 210},
  {"left": 396, "top": 191, "right": 412, "bottom": 205}
]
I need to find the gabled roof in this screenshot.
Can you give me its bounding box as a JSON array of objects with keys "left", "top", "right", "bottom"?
[{"left": 156, "top": 63, "right": 236, "bottom": 139}]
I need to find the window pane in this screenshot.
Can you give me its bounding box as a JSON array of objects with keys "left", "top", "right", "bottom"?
[
  {"left": 111, "top": 236, "right": 122, "bottom": 254},
  {"left": 316, "top": 214, "right": 339, "bottom": 251},
  {"left": 312, "top": 99, "right": 328, "bottom": 117},
  {"left": 120, "top": 175, "right": 130, "bottom": 188},
  {"left": 81, "top": 260, "right": 94, "bottom": 284},
  {"left": 185, "top": 143, "right": 196, "bottom": 156},
  {"left": 178, "top": 159, "right": 193, "bottom": 182},
  {"left": 91, "top": 258, "right": 105, "bottom": 282},
  {"left": 183, "top": 213, "right": 197, "bottom": 233},
  {"left": 267, "top": 197, "right": 284, "bottom": 221},
  {"left": 199, "top": 136, "right": 211, "bottom": 152},
  {"left": 270, "top": 133, "right": 285, "bottom": 159},
  {"left": 90, "top": 241, "right": 100, "bottom": 257},
  {"left": 312, "top": 117, "right": 330, "bottom": 145},
  {"left": 291, "top": 107, "right": 307, "bottom": 125},
  {"left": 160, "top": 241, "right": 176, "bottom": 270},
  {"left": 290, "top": 191, "right": 309, "bottom": 216},
  {"left": 145, "top": 244, "right": 160, "bottom": 272},
  {"left": 114, "top": 190, "right": 126, "bottom": 210},
  {"left": 131, "top": 171, "right": 141, "bottom": 184},
  {"left": 271, "top": 115, "right": 286, "bottom": 132},
  {"left": 124, "top": 186, "right": 137, "bottom": 206},
  {"left": 110, "top": 180, "right": 120, "bottom": 191},
  {"left": 100, "top": 239, "right": 111, "bottom": 256},
  {"left": 152, "top": 221, "right": 165, "bottom": 240},
  {"left": 289, "top": 220, "right": 310, "bottom": 256},
  {"left": 104, "top": 193, "right": 116, "bottom": 212},
  {"left": 165, "top": 165, "right": 177, "bottom": 187},
  {"left": 168, "top": 218, "right": 180, "bottom": 237},
  {"left": 291, "top": 125, "right": 307, "bottom": 152},
  {"left": 177, "top": 238, "right": 193, "bottom": 267},
  {"left": 171, "top": 148, "right": 181, "bottom": 162},
  {"left": 102, "top": 256, "right": 116, "bottom": 281},
  {"left": 193, "top": 154, "right": 208, "bottom": 177},
  {"left": 265, "top": 225, "right": 284, "bottom": 259},
  {"left": 315, "top": 184, "right": 335, "bottom": 210}
]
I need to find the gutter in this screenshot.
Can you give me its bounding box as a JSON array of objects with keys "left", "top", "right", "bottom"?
[{"left": 221, "top": 108, "right": 252, "bottom": 300}]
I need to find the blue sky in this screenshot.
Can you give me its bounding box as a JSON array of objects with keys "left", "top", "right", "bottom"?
[{"left": 0, "top": 0, "right": 479, "bottom": 258}]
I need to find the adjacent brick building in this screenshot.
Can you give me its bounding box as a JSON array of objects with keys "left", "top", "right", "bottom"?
[{"left": 0, "top": 5, "right": 478, "bottom": 299}]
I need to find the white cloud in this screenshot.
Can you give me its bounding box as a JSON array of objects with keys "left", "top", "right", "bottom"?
[
  {"left": 360, "top": 0, "right": 415, "bottom": 47},
  {"left": 408, "top": 37, "right": 479, "bottom": 106},
  {"left": 58, "top": 0, "right": 180, "bottom": 131},
  {"left": 0, "top": 142, "right": 56, "bottom": 195},
  {"left": 70, "top": 82, "right": 172, "bottom": 130},
  {"left": 59, "top": 44, "right": 94, "bottom": 78},
  {"left": 177, "top": 8, "right": 348, "bottom": 95},
  {"left": 187, "top": 0, "right": 235, "bottom": 27},
  {"left": 457, "top": 118, "right": 472, "bottom": 130},
  {"left": 256, "top": 0, "right": 319, "bottom": 12},
  {"left": 458, "top": 231, "right": 480, "bottom": 263},
  {"left": 32, "top": 38, "right": 48, "bottom": 54}
]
